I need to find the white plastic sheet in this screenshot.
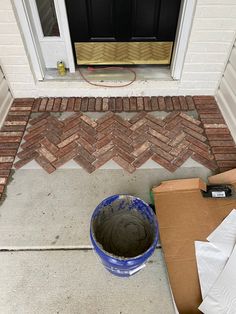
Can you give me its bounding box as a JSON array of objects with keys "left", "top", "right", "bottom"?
[
  {"left": 207, "top": 209, "right": 236, "bottom": 258},
  {"left": 194, "top": 241, "right": 227, "bottom": 299},
  {"left": 195, "top": 209, "right": 236, "bottom": 314},
  {"left": 199, "top": 244, "right": 236, "bottom": 314}
]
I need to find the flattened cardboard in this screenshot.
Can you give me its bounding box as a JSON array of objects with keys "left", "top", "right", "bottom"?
[
  {"left": 209, "top": 168, "right": 236, "bottom": 185},
  {"left": 153, "top": 176, "right": 236, "bottom": 314},
  {"left": 154, "top": 178, "right": 206, "bottom": 193}
]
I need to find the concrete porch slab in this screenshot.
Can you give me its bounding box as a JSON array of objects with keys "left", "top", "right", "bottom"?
[
  {"left": 0, "top": 168, "right": 212, "bottom": 249},
  {"left": 0, "top": 249, "right": 174, "bottom": 314}
]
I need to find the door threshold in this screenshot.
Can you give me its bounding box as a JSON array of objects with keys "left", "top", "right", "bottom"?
[{"left": 44, "top": 66, "right": 173, "bottom": 82}]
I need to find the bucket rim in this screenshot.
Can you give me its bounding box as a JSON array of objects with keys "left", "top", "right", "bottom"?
[{"left": 90, "top": 194, "right": 159, "bottom": 261}]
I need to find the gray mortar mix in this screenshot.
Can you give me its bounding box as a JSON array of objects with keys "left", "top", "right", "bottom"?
[{"left": 92, "top": 196, "right": 156, "bottom": 258}]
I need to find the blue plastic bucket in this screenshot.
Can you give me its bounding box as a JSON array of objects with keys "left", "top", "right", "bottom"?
[{"left": 90, "top": 194, "right": 159, "bottom": 277}]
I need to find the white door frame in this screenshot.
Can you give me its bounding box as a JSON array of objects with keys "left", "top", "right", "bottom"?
[
  {"left": 171, "top": 0, "right": 197, "bottom": 80},
  {"left": 12, "top": 0, "right": 196, "bottom": 81},
  {"left": 13, "top": 0, "right": 75, "bottom": 80},
  {"left": 56, "top": 0, "right": 75, "bottom": 73},
  {"left": 13, "top": 0, "right": 45, "bottom": 80},
  {"left": 27, "top": 0, "right": 75, "bottom": 69}
]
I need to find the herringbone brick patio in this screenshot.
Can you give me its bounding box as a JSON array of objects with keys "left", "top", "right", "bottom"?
[
  {"left": 0, "top": 95, "right": 235, "bottom": 199},
  {"left": 15, "top": 111, "right": 217, "bottom": 174}
]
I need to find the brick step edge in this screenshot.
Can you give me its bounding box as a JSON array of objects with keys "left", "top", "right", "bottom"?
[{"left": 30, "top": 96, "right": 196, "bottom": 113}]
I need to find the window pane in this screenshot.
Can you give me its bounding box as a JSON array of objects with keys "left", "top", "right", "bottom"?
[{"left": 35, "top": 0, "right": 60, "bottom": 36}]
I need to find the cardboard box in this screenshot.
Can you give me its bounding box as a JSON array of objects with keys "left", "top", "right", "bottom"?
[{"left": 153, "top": 171, "right": 236, "bottom": 314}]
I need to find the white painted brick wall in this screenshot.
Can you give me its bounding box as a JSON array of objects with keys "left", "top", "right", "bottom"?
[
  {"left": 216, "top": 38, "right": 236, "bottom": 141},
  {"left": 0, "top": 65, "right": 13, "bottom": 126},
  {"left": 179, "top": 0, "right": 236, "bottom": 95},
  {"left": 0, "top": 0, "right": 35, "bottom": 97},
  {"left": 0, "top": 0, "right": 235, "bottom": 97}
]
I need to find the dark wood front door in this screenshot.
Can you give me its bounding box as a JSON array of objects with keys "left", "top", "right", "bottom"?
[{"left": 65, "top": 0, "right": 181, "bottom": 43}]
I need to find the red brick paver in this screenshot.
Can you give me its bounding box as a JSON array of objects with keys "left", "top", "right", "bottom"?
[
  {"left": 0, "top": 98, "right": 34, "bottom": 197},
  {"left": 194, "top": 96, "right": 236, "bottom": 172},
  {"left": 0, "top": 95, "right": 235, "bottom": 199},
  {"left": 31, "top": 96, "right": 196, "bottom": 113},
  {"left": 14, "top": 111, "right": 218, "bottom": 174}
]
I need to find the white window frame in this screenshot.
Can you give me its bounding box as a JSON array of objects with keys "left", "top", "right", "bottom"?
[
  {"left": 29, "top": 0, "right": 62, "bottom": 41},
  {"left": 12, "top": 0, "right": 196, "bottom": 81}
]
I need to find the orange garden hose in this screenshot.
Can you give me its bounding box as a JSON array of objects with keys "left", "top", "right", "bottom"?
[{"left": 78, "top": 66, "right": 136, "bottom": 88}]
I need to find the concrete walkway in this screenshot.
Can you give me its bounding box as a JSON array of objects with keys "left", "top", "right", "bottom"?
[
  {"left": 0, "top": 250, "right": 173, "bottom": 314},
  {"left": 0, "top": 167, "right": 211, "bottom": 313}
]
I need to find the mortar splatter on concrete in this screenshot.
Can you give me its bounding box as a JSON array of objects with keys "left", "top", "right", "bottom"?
[{"left": 51, "top": 235, "right": 60, "bottom": 245}]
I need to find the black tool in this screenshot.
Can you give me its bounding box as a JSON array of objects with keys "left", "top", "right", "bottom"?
[{"left": 202, "top": 185, "right": 232, "bottom": 198}]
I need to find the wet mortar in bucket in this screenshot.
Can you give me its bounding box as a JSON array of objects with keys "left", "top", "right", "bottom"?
[{"left": 90, "top": 195, "right": 158, "bottom": 276}]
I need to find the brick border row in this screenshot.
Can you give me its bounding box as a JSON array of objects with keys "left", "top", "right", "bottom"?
[
  {"left": 194, "top": 96, "right": 236, "bottom": 173},
  {"left": 0, "top": 98, "right": 34, "bottom": 199},
  {"left": 31, "top": 96, "right": 195, "bottom": 113}
]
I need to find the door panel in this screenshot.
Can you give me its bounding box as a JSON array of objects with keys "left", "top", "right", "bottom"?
[
  {"left": 132, "top": 0, "right": 160, "bottom": 39},
  {"left": 65, "top": 0, "right": 181, "bottom": 42},
  {"left": 89, "top": 0, "right": 114, "bottom": 38},
  {"left": 157, "top": 0, "right": 182, "bottom": 41},
  {"left": 113, "top": 0, "right": 132, "bottom": 40},
  {"left": 65, "top": 0, "right": 90, "bottom": 41},
  {"left": 40, "top": 41, "right": 67, "bottom": 68}
]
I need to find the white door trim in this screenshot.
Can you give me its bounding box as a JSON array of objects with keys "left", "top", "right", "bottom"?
[
  {"left": 171, "top": 0, "right": 197, "bottom": 80},
  {"left": 56, "top": 0, "right": 75, "bottom": 72},
  {"left": 12, "top": 0, "right": 75, "bottom": 80},
  {"left": 12, "top": 0, "right": 45, "bottom": 80},
  {"left": 27, "top": 0, "right": 75, "bottom": 70},
  {"left": 12, "top": 0, "right": 196, "bottom": 81}
]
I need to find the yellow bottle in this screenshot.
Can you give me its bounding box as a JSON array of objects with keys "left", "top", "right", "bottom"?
[{"left": 57, "top": 61, "right": 66, "bottom": 76}]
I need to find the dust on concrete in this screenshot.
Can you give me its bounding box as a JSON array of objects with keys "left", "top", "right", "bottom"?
[{"left": 92, "top": 197, "right": 155, "bottom": 258}]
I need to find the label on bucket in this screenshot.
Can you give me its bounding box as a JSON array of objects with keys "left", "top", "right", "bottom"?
[{"left": 128, "top": 263, "right": 146, "bottom": 276}]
